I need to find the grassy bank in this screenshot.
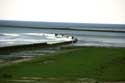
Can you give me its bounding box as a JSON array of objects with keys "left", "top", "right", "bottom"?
[{"left": 0, "top": 46, "right": 125, "bottom": 82}]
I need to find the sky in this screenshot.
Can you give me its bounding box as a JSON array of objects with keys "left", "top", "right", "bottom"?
[{"left": 0, "top": 0, "right": 125, "bottom": 24}]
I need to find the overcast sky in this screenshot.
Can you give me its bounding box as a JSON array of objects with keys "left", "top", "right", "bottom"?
[{"left": 0, "top": 0, "right": 125, "bottom": 24}]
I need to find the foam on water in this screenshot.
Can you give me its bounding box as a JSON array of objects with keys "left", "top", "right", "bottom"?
[
  {"left": 0, "top": 33, "right": 73, "bottom": 47},
  {"left": 0, "top": 26, "right": 125, "bottom": 47},
  {"left": 2, "top": 33, "right": 20, "bottom": 36}
]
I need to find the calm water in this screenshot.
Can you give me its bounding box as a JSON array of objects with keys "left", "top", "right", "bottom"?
[{"left": 0, "top": 26, "right": 125, "bottom": 47}]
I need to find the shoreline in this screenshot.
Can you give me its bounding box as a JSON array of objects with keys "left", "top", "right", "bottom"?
[{"left": 0, "top": 37, "right": 77, "bottom": 64}]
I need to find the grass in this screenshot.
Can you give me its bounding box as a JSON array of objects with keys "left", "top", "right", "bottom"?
[{"left": 0, "top": 46, "right": 125, "bottom": 82}]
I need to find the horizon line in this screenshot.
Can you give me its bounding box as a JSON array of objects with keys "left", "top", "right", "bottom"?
[{"left": 0, "top": 19, "right": 125, "bottom": 25}]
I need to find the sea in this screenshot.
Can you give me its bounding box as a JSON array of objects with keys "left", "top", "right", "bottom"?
[
  {"left": 0, "top": 26, "right": 125, "bottom": 47},
  {"left": 0, "top": 25, "right": 125, "bottom": 59}
]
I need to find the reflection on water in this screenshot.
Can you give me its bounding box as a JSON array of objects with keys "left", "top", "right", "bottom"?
[{"left": 0, "top": 47, "right": 60, "bottom": 60}]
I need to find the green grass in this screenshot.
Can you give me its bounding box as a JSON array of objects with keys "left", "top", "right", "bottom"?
[{"left": 0, "top": 46, "right": 125, "bottom": 82}]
